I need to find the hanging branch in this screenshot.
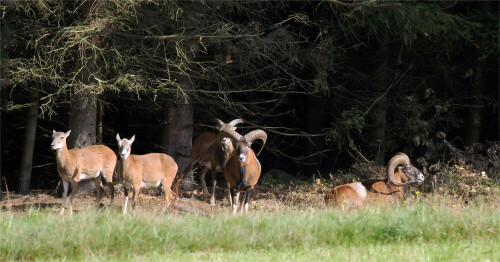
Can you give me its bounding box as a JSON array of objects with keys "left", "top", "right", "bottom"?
[
  {"left": 329, "top": 0, "right": 401, "bottom": 8},
  {"left": 108, "top": 31, "right": 261, "bottom": 41}
]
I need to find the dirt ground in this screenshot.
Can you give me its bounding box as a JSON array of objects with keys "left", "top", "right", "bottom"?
[{"left": 0, "top": 183, "right": 326, "bottom": 215}]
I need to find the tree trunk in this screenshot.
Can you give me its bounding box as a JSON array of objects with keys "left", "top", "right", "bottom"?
[
  {"left": 68, "top": 2, "right": 102, "bottom": 150},
  {"left": 68, "top": 93, "right": 97, "bottom": 149},
  {"left": 464, "top": 2, "right": 489, "bottom": 146},
  {"left": 162, "top": 8, "right": 199, "bottom": 190},
  {"left": 371, "top": 28, "right": 390, "bottom": 165},
  {"left": 18, "top": 89, "right": 40, "bottom": 195},
  {"left": 465, "top": 66, "right": 484, "bottom": 146},
  {"left": 67, "top": 73, "right": 98, "bottom": 194},
  {"left": 67, "top": 7, "right": 102, "bottom": 192},
  {"left": 0, "top": 0, "right": 15, "bottom": 199},
  {"left": 162, "top": 75, "right": 194, "bottom": 189},
  {"left": 304, "top": 95, "right": 325, "bottom": 176},
  {"left": 68, "top": 19, "right": 101, "bottom": 149},
  {"left": 372, "top": 96, "right": 388, "bottom": 165},
  {"left": 96, "top": 100, "right": 103, "bottom": 144}
]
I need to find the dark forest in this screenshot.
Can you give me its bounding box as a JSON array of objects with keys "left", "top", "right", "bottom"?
[{"left": 1, "top": 0, "right": 498, "bottom": 195}]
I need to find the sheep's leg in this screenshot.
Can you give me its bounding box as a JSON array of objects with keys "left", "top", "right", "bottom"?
[
  {"left": 103, "top": 168, "right": 115, "bottom": 206},
  {"left": 230, "top": 188, "right": 239, "bottom": 214},
  {"left": 68, "top": 181, "right": 78, "bottom": 216},
  {"left": 199, "top": 166, "right": 209, "bottom": 196},
  {"left": 107, "top": 181, "right": 115, "bottom": 207},
  {"left": 243, "top": 188, "right": 252, "bottom": 214},
  {"left": 210, "top": 169, "right": 217, "bottom": 206},
  {"left": 161, "top": 181, "right": 172, "bottom": 213},
  {"left": 239, "top": 191, "right": 246, "bottom": 213},
  {"left": 227, "top": 182, "right": 233, "bottom": 207},
  {"left": 60, "top": 181, "right": 70, "bottom": 215},
  {"left": 123, "top": 188, "right": 129, "bottom": 214},
  {"left": 93, "top": 176, "right": 102, "bottom": 208},
  {"left": 132, "top": 187, "right": 140, "bottom": 211}
]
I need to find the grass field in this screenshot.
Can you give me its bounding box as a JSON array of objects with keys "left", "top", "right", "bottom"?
[{"left": 1, "top": 198, "right": 498, "bottom": 261}]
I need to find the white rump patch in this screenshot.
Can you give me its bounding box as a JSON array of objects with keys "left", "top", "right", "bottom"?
[
  {"left": 140, "top": 180, "right": 162, "bottom": 189},
  {"left": 351, "top": 182, "right": 367, "bottom": 199},
  {"left": 80, "top": 171, "right": 100, "bottom": 180}
]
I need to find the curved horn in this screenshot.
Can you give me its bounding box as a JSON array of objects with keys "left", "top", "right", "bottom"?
[
  {"left": 244, "top": 130, "right": 267, "bottom": 156},
  {"left": 214, "top": 118, "right": 224, "bottom": 126},
  {"left": 219, "top": 124, "right": 243, "bottom": 142},
  {"left": 386, "top": 153, "right": 411, "bottom": 186},
  {"left": 228, "top": 118, "right": 244, "bottom": 127},
  {"left": 214, "top": 118, "right": 243, "bottom": 131}
]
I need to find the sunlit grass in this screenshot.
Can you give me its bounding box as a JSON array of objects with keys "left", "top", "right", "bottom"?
[{"left": 1, "top": 200, "right": 498, "bottom": 261}]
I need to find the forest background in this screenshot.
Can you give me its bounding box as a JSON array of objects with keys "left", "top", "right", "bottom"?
[{"left": 1, "top": 0, "right": 498, "bottom": 195}]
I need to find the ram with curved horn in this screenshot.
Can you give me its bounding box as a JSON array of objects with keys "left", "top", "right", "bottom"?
[
  {"left": 182, "top": 118, "right": 243, "bottom": 206},
  {"left": 324, "top": 153, "right": 424, "bottom": 207},
  {"left": 219, "top": 125, "right": 267, "bottom": 213}
]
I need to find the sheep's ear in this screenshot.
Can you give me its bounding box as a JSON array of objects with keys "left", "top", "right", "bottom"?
[
  {"left": 130, "top": 135, "right": 135, "bottom": 143},
  {"left": 116, "top": 133, "right": 121, "bottom": 143},
  {"left": 65, "top": 130, "right": 71, "bottom": 138}
]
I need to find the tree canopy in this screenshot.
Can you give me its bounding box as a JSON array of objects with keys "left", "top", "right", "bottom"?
[{"left": 1, "top": 0, "right": 498, "bottom": 191}]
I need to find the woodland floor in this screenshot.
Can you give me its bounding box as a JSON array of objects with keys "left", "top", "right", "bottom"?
[
  {"left": 0, "top": 183, "right": 327, "bottom": 215},
  {"left": 2, "top": 177, "right": 499, "bottom": 215}
]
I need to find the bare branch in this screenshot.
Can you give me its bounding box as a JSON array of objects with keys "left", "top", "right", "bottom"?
[
  {"left": 108, "top": 31, "right": 261, "bottom": 41},
  {"left": 329, "top": 0, "right": 401, "bottom": 8},
  {"left": 109, "top": 31, "right": 197, "bottom": 41}
]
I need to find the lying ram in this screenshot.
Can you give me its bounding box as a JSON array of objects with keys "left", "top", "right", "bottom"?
[{"left": 324, "top": 153, "right": 424, "bottom": 206}]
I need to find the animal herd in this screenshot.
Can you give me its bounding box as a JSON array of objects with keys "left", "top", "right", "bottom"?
[{"left": 51, "top": 118, "right": 424, "bottom": 215}]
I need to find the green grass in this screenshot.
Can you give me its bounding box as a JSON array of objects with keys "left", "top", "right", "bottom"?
[{"left": 1, "top": 203, "right": 498, "bottom": 261}]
